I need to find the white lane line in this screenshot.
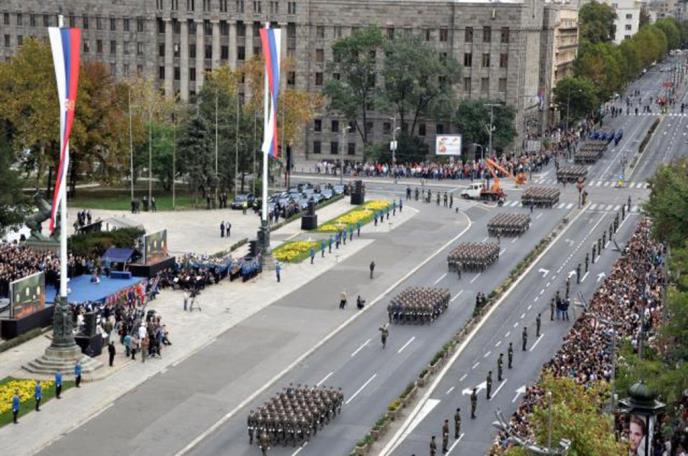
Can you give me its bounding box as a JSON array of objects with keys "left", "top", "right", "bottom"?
[
  {"left": 505, "top": 331, "right": 511, "bottom": 338},
  {"left": 513, "top": 322, "right": 519, "bottom": 328},
  {"left": 489, "top": 379, "right": 508, "bottom": 401},
  {"left": 539, "top": 289, "right": 545, "bottom": 295},
  {"left": 470, "top": 273, "right": 482, "bottom": 284},
  {"left": 316, "top": 372, "right": 333, "bottom": 387},
  {"left": 520, "top": 313, "right": 525, "bottom": 319},
  {"left": 511, "top": 238, "right": 518, "bottom": 244},
  {"left": 499, "top": 248, "right": 507, "bottom": 255},
  {"left": 397, "top": 398, "right": 441, "bottom": 441},
  {"left": 459, "top": 374, "right": 467, "bottom": 382},
  {"left": 481, "top": 236, "right": 489, "bottom": 242},
  {"left": 472, "top": 362, "right": 480, "bottom": 369},
  {"left": 451, "top": 290, "right": 464, "bottom": 302},
  {"left": 631, "top": 205, "right": 639, "bottom": 212},
  {"left": 351, "top": 338, "right": 371, "bottom": 357},
  {"left": 527, "top": 304, "right": 532, "bottom": 310},
  {"left": 484, "top": 350, "right": 492, "bottom": 358},
  {"left": 291, "top": 443, "right": 308, "bottom": 456},
  {"left": 446, "top": 433, "right": 465, "bottom": 455},
  {"left": 446, "top": 386, "right": 455, "bottom": 395},
  {"left": 177, "top": 208, "right": 473, "bottom": 456},
  {"left": 345, "top": 373, "right": 377, "bottom": 405},
  {"left": 397, "top": 336, "right": 416, "bottom": 354},
  {"left": 529, "top": 334, "right": 544, "bottom": 352},
  {"left": 433, "top": 273, "right": 447, "bottom": 285},
  {"left": 604, "top": 181, "right": 611, "bottom": 187},
  {"left": 546, "top": 281, "right": 551, "bottom": 287},
  {"left": 581, "top": 271, "right": 589, "bottom": 282},
  {"left": 495, "top": 340, "right": 501, "bottom": 348},
  {"left": 534, "top": 296, "right": 539, "bottom": 302},
  {"left": 536, "top": 213, "right": 543, "bottom": 219}
]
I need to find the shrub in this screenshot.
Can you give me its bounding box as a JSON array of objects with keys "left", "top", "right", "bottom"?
[
  {"left": 69, "top": 227, "right": 145, "bottom": 258},
  {"left": 387, "top": 399, "right": 402, "bottom": 411}
]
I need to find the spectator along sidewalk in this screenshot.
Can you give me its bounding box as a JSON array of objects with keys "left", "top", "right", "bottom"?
[{"left": 0, "top": 201, "right": 418, "bottom": 456}]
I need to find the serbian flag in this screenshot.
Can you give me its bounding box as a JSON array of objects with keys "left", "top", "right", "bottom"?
[
  {"left": 259, "top": 26, "right": 281, "bottom": 159},
  {"left": 47, "top": 27, "right": 81, "bottom": 232}
]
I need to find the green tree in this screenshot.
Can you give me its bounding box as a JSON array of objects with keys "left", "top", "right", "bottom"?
[
  {"left": 324, "top": 26, "right": 385, "bottom": 153},
  {"left": 618, "top": 39, "right": 642, "bottom": 79},
  {"left": 381, "top": 34, "right": 461, "bottom": 136},
  {"left": 553, "top": 77, "right": 599, "bottom": 125},
  {"left": 643, "top": 159, "right": 688, "bottom": 248},
  {"left": 579, "top": 1, "right": 617, "bottom": 44},
  {"left": 575, "top": 42, "right": 624, "bottom": 99},
  {"left": 366, "top": 132, "right": 429, "bottom": 163},
  {"left": 655, "top": 18, "right": 682, "bottom": 50},
  {"left": 454, "top": 100, "right": 516, "bottom": 155},
  {"left": 0, "top": 137, "right": 25, "bottom": 234}
]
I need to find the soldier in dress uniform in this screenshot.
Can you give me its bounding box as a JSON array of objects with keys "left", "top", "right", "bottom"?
[
  {"left": 470, "top": 387, "right": 478, "bottom": 419},
  {"left": 449, "top": 193, "right": 454, "bottom": 209},
  {"left": 442, "top": 419, "right": 450, "bottom": 452},
  {"left": 443, "top": 192, "right": 448, "bottom": 207},
  {"left": 550, "top": 297, "right": 555, "bottom": 321},
  {"left": 406, "top": 186, "right": 412, "bottom": 199},
  {"left": 415, "top": 187, "right": 420, "bottom": 200},
  {"left": 522, "top": 326, "right": 528, "bottom": 351},
  {"left": 497, "top": 353, "right": 504, "bottom": 381},
  {"left": 486, "top": 371, "right": 493, "bottom": 399},
  {"left": 248, "top": 409, "right": 257, "bottom": 444},
  {"left": 436, "top": 192, "right": 440, "bottom": 206},
  {"left": 430, "top": 435, "right": 437, "bottom": 456},
  {"left": 379, "top": 323, "right": 389, "bottom": 348},
  {"left": 536, "top": 313, "right": 541, "bottom": 337},
  {"left": 585, "top": 253, "right": 589, "bottom": 272},
  {"left": 454, "top": 408, "right": 461, "bottom": 438},
  {"left": 508, "top": 342, "right": 514, "bottom": 368},
  {"left": 260, "top": 430, "right": 270, "bottom": 455},
  {"left": 577, "top": 263, "right": 581, "bottom": 284}
]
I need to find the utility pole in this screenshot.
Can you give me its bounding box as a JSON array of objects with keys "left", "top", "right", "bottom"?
[
  {"left": 485, "top": 103, "right": 500, "bottom": 157},
  {"left": 148, "top": 103, "right": 152, "bottom": 209},
  {"left": 128, "top": 87, "right": 134, "bottom": 202},
  {"left": 390, "top": 116, "right": 399, "bottom": 164},
  {"left": 253, "top": 110, "right": 257, "bottom": 196},
  {"left": 340, "top": 125, "right": 351, "bottom": 186},
  {"left": 235, "top": 92, "right": 240, "bottom": 196},
  {"left": 172, "top": 111, "right": 176, "bottom": 210},
  {"left": 215, "top": 89, "right": 219, "bottom": 205}
]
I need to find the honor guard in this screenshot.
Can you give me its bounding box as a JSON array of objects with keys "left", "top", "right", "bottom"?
[
  {"left": 379, "top": 324, "right": 389, "bottom": 349},
  {"left": 536, "top": 313, "right": 541, "bottom": 337},
  {"left": 585, "top": 253, "right": 589, "bottom": 272},
  {"left": 470, "top": 387, "right": 478, "bottom": 419},
  {"left": 454, "top": 408, "right": 461, "bottom": 438},
  {"left": 497, "top": 353, "right": 504, "bottom": 381},
  {"left": 486, "top": 371, "right": 493, "bottom": 400},
  {"left": 508, "top": 342, "right": 513, "bottom": 368},
  {"left": 430, "top": 435, "right": 437, "bottom": 456},
  {"left": 576, "top": 263, "right": 581, "bottom": 284},
  {"left": 248, "top": 410, "right": 256, "bottom": 444},
  {"left": 522, "top": 326, "right": 528, "bottom": 351},
  {"left": 442, "top": 419, "right": 450, "bottom": 452},
  {"left": 259, "top": 430, "right": 270, "bottom": 456},
  {"left": 550, "top": 297, "right": 555, "bottom": 321}
]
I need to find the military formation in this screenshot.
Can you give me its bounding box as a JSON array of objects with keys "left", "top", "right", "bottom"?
[
  {"left": 447, "top": 242, "right": 500, "bottom": 273},
  {"left": 555, "top": 164, "right": 588, "bottom": 183},
  {"left": 573, "top": 140, "right": 608, "bottom": 164},
  {"left": 387, "top": 287, "right": 451, "bottom": 324},
  {"left": 246, "top": 384, "right": 344, "bottom": 449},
  {"left": 487, "top": 213, "right": 531, "bottom": 237},
  {"left": 521, "top": 186, "right": 560, "bottom": 208}
]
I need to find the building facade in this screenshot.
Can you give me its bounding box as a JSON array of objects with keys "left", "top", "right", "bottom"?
[
  {"left": 0, "top": 0, "right": 568, "bottom": 160},
  {"left": 601, "top": 0, "right": 641, "bottom": 44}
]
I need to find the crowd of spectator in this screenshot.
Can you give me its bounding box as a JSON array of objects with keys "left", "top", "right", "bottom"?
[{"left": 494, "top": 219, "right": 671, "bottom": 453}]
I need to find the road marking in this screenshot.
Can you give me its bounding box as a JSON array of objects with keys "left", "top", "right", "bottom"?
[
  {"left": 557, "top": 203, "right": 565, "bottom": 209},
  {"left": 595, "top": 181, "right": 602, "bottom": 187},
  {"left": 446, "top": 386, "right": 455, "bottom": 395},
  {"left": 446, "top": 433, "right": 465, "bottom": 455},
  {"left": 536, "top": 213, "right": 543, "bottom": 219},
  {"left": 490, "top": 379, "right": 508, "bottom": 401},
  {"left": 540, "top": 289, "right": 545, "bottom": 295},
  {"left": 512, "top": 385, "right": 526, "bottom": 403},
  {"left": 631, "top": 205, "right": 639, "bottom": 212},
  {"left": 527, "top": 304, "right": 532, "bottom": 310},
  {"left": 177, "top": 208, "right": 474, "bottom": 456},
  {"left": 566, "top": 203, "right": 574, "bottom": 209},
  {"left": 589, "top": 204, "right": 598, "bottom": 211},
  {"left": 291, "top": 442, "right": 308, "bottom": 456},
  {"left": 433, "top": 273, "right": 447, "bottom": 285},
  {"left": 495, "top": 340, "right": 501, "bottom": 348},
  {"left": 451, "top": 290, "right": 463, "bottom": 302},
  {"left": 500, "top": 248, "right": 507, "bottom": 255},
  {"left": 397, "top": 336, "right": 416, "bottom": 354},
  {"left": 529, "top": 334, "right": 544, "bottom": 352},
  {"left": 520, "top": 312, "right": 525, "bottom": 319},
  {"left": 505, "top": 331, "right": 511, "bottom": 338},
  {"left": 397, "top": 398, "right": 441, "bottom": 441},
  {"left": 345, "top": 373, "right": 377, "bottom": 405},
  {"left": 545, "top": 281, "right": 550, "bottom": 287},
  {"left": 513, "top": 322, "right": 519, "bottom": 328},
  {"left": 459, "top": 374, "right": 467, "bottom": 382},
  {"left": 581, "top": 271, "right": 589, "bottom": 282},
  {"left": 484, "top": 350, "right": 492, "bottom": 358},
  {"left": 316, "top": 372, "right": 333, "bottom": 387},
  {"left": 604, "top": 181, "right": 611, "bottom": 187},
  {"left": 511, "top": 237, "right": 518, "bottom": 244},
  {"left": 351, "top": 338, "right": 371, "bottom": 357},
  {"left": 614, "top": 205, "right": 621, "bottom": 211},
  {"left": 606, "top": 204, "right": 614, "bottom": 211},
  {"left": 481, "top": 236, "right": 489, "bottom": 242},
  {"left": 472, "top": 362, "right": 480, "bottom": 369},
  {"left": 470, "top": 273, "right": 482, "bottom": 284}
]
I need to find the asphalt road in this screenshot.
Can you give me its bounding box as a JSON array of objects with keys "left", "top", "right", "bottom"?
[{"left": 37, "top": 58, "right": 688, "bottom": 456}]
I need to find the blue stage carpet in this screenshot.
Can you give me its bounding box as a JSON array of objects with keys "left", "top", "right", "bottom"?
[{"left": 46, "top": 275, "right": 145, "bottom": 305}]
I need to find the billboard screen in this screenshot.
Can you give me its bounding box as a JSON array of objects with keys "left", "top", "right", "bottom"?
[
  {"left": 435, "top": 135, "right": 462, "bottom": 156},
  {"left": 143, "top": 229, "right": 169, "bottom": 264},
  {"left": 10, "top": 271, "right": 45, "bottom": 319}
]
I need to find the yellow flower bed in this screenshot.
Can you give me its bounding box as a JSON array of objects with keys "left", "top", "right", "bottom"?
[
  {"left": 273, "top": 240, "right": 320, "bottom": 263},
  {"left": 319, "top": 200, "right": 391, "bottom": 232},
  {"left": 0, "top": 379, "right": 53, "bottom": 415}
]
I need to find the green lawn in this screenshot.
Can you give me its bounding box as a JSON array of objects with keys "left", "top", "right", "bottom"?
[
  {"left": 71, "top": 193, "right": 197, "bottom": 211},
  {"left": 0, "top": 377, "right": 75, "bottom": 428}
]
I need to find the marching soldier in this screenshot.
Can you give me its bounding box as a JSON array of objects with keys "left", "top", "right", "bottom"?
[
  {"left": 430, "top": 435, "right": 438, "bottom": 456},
  {"left": 597, "top": 238, "right": 602, "bottom": 255},
  {"left": 508, "top": 342, "right": 513, "bottom": 368},
  {"left": 442, "top": 419, "right": 450, "bottom": 453},
  {"left": 592, "top": 244, "right": 597, "bottom": 264},
  {"left": 621, "top": 203, "right": 625, "bottom": 219},
  {"left": 248, "top": 409, "right": 257, "bottom": 444},
  {"left": 470, "top": 387, "right": 478, "bottom": 419},
  {"left": 259, "top": 430, "right": 270, "bottom": 456},
  {"left": 602, "top": 231, "right": 606, "bottom": 248},
  {"left": 609, "top": 224, "right": 613, "bottom": 242},
  {"left": 577, "top": 263, "right": 581, "bottom": 284},
  {"left": 497, "top": 353, "right": 504, "bottom": 381},
  {"left": 486, "top": 371, "right": 493, "bottom": 400},
  {"left": 565, "top": 278, "right": 570, "bottom": 299},
  {"left": 522, "top": 326, "right": 528, "bottom": 351},
  {"left": 454, "top": 408, "right": 461, "bottom": 438},
  {"left": 585, "top": 253, "right": 589, "bottom": 272},
  {"left": 628, "top": 195, "right": 632, "bottom": 212},
  {"left": 536, "top": 313, "right": 541, "bottom": 337},
  {"left": 614, "top": 213, "right": 619, "bottom": 231},
  {"left": 379, "top": 323, "right": 389, "bottom": 349},
  {"left": 550, "top": 297, "right": 555, "bottom": 321}
]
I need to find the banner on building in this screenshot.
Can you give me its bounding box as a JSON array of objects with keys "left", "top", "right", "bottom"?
[
  {"left": 10, "top": 272, "right": 46, "bottom": 319},
  {"left": 435, "top": 135, "right": 462, "bottom": 156}
]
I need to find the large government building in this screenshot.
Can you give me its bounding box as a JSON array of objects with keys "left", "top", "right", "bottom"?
[{"left": 0, "top": 0, "right": 578, "bottom": 160}]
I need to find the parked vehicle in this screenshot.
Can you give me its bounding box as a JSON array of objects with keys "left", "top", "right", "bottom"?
[{"left": 231, "top": 193, "right": 255, "bottom": 209}]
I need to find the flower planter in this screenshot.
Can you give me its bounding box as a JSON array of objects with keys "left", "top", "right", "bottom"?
[{"left": 355, "top": 444, "right": 368, "bottom": 456}]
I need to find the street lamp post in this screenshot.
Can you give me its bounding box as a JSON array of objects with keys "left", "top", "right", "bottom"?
[
  {"left": 340, "top": 125, "right": 351, "bottom": 186},
  {"left": 472, "top": 143, "right": 484, "bottom": 161},
  {"left": 485, "top": 103, "right": 501, "bottom": 157},
  {"left": 128, "top": 87, "right": 135, "bottom": 203}
]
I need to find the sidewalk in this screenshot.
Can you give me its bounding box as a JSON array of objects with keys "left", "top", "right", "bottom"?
[{"left": 0, "top": 204, "right": 418, "bottom": 456}]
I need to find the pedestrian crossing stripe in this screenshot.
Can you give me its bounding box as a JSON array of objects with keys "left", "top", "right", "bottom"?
[
  {"left": 566, "top": 203, "right": 574, "bottom": 209},
  {"left": 631, "top": 205, "right": 639, "bottom": 212},
  {"left": 604, "top": 182, "right": 611, "bottom": 187},
  {"left": 594, "top": 181, "right": 602, "bottom": 187},
  {"left": 614, "top": 205, "right": 621, "bottom": 211},
  {"left": 606, "top": 204, "right": 614, "bottom": 210},
  {"left": 557, "top": 203, "right": 566, "bottom": 209},
  {"left": 589, "top": 203, "right": 598, "bottom": 210}
]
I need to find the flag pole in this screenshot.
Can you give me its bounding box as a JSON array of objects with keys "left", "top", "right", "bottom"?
[
  {"left": 261, "top": 22, "right": 270, "bottom": 232},
  {"left": 58, "top": 14, "right": 68, "bottom": 299}
]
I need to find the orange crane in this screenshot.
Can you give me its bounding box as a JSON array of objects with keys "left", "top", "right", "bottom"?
[{"left": 485, "top": 158, "right": 528, "bottom": 189}]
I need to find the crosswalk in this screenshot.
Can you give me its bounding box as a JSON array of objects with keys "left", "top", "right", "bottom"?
[
  {"left": 498, "top": 199, "right": 641, "bottom": 213},
  {"left": 623, "top": 112, "right": 688, "bottom": 117},
  {"left": 532, "top": 178, "right": 650, "bottom": 188}
]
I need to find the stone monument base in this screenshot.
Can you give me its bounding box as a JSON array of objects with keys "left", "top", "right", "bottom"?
[{"left": 23, "top": 344, "right": 103, "bottom": 379}]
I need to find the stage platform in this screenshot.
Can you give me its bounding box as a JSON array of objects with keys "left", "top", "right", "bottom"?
[{"left": 46, "top": 274, "right": 145, "bottom": 305}]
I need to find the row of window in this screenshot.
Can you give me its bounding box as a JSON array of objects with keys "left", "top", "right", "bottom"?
[
  {"left": 157, "top": 19, "right": 280, "bottom": 38},
  {"left": 313, "top": 119, "right": 433, "bottom": 137},
  {"left": 312, "top": 141, "right": 357, "bottom": 155},
  {"left": 2, "top": 12, "right": 145, "bottom": 32},
  {"left": 464, "top": 52, "right": 509, "bottom": 68},
  {"left": 154, "top": 0, "right": 296, "bottom": 14},
  {"left": 388, "top": 26, "right": 509, "bottom": 44}
]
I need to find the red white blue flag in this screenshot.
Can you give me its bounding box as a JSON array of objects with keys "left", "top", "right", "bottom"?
[
  {"left": 259, "top": 26, "right": 281, "bottom": 159},
  {"left": 47, "top": 27, "right": 81, "bottom": 232}
]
